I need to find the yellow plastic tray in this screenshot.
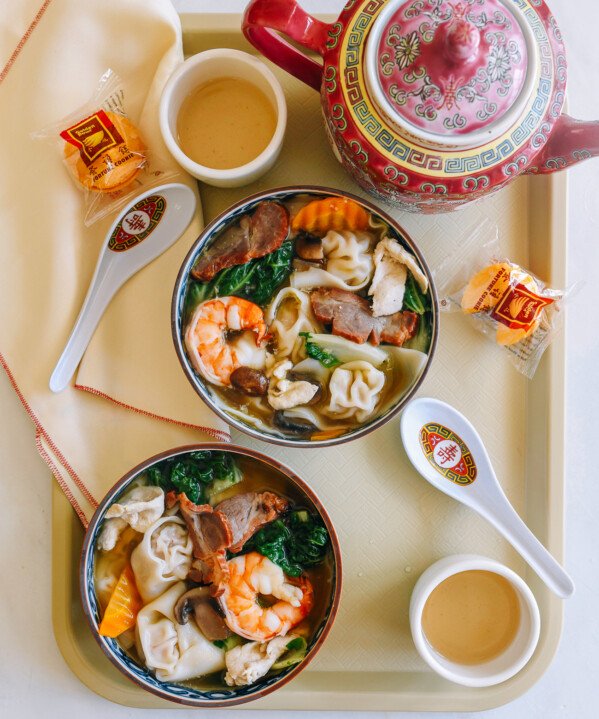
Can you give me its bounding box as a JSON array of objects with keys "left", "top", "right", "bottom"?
[{"left": 52, "top": 13, "right": 568, "bottom": 711}]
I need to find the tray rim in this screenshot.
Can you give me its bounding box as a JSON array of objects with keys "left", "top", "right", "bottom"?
[{"left": 51, "top": 11, "right": 569, "bottom": 712}]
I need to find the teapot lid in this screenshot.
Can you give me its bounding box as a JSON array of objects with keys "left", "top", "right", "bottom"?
[{"left": 365, "top": 0, "right": 538, "bottom": 150}]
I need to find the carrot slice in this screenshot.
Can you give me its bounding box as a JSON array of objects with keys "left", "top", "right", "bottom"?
[
  {"left": 98, "top": 564, "right": 143, "bottom": 638},
  {"left": 291, "top": 197, "right": 369, "bottom": 235}
]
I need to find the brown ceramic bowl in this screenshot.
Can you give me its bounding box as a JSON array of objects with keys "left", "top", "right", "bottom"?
[
  {"left": 80, "top": 443, "right": 342, "bottom": 708},
  {"left": 172, "top": 185, "right": 438, "bottom": 447}
]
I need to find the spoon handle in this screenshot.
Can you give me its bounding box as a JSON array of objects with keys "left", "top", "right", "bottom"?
[
  {"left": 49, "top": 261, "right": 118, "bottom": 393},
  {"left": 482, "top": 495, "right": 574, "bottom": 598}
]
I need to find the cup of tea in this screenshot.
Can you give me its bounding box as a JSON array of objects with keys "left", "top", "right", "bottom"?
[
  {"left": 410, "top": 555, "right": 541, "bottom": 687},
  {"left": 159, "top": 49, "right": 287, "bottom": 187}
]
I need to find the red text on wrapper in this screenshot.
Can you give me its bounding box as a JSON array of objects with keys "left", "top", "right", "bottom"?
[
  {"left": 491, "top": 282, "right": 555, "bottom": 331},
  {"left": 60, "top": 110, "right": 124, "bottom": 166}
]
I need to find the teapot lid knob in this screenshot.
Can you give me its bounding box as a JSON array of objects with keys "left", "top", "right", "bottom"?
[{"left": 443, "top": 19, "right": 480, "bottom": 64}]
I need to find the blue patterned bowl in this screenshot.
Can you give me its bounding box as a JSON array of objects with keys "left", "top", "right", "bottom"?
[
  {"left": 80, "top": 443, "right": 342, "bottom": 708},
  {"left": 172, "top": 185, "right": 438, "bottom": 448}
]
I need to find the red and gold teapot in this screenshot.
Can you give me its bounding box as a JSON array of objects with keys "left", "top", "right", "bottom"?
[{"left": 243, "top": 0, "right": 599, "bottom": 211}]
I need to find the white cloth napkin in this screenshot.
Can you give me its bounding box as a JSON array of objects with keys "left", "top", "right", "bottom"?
[{"left": 0, "top": 0, "right": 229, "bottom": 525}]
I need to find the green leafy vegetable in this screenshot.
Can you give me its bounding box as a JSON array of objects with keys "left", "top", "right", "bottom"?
[
  {"left": 299, "top": 332, "right": 341, "bottom": 368},
  {"left": 285, "top": 637, "right": 305, "bottom": 651},
  {"left": 146, "top": 451, "right": 241, "bottom": 506},
  {"left": 187, "top": 241, "right": 294, "bottom": 308},
  {"left": 271, "top": 636, "right": 308, "bottom": 670},
  {"left": 241, "top": 509, "right": 329, "bottom": 577},
  {"left": 213, "top": 635, "right": 244, "bottom": 651},
  {"left": 183, "top": 281, "right": 210, "bottom": 322},
  {"left": 402, "top": 272, "right": 430, "bottom": 315}
]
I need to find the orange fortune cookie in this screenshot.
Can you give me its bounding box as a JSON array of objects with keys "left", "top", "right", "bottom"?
[{"left": 62, "top": 110, "right": 146, "bottom": 193}]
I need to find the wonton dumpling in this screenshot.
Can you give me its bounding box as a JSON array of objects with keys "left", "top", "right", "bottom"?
[
  {"left": 97, "top": 485, "right": 165, "bottom": 551},
  {"left": 325, "top": 361, "right": 385, "bottom": 423},
  {"left": 369, "top": 238, "right": 429, "bottom": 317},
  {"left": 136, "top": 582, "right": 225, "bottom": 682},
  {"left": 266, "top": 287, "right": 320, "bottom": 362},
  {"left": 322, "top": 230, "right": 374, "bottom": 288},
  {"left": 291, "top": 231, "right": 374, "bottom": 293},
  {"left": 131, "top": 516, "right": 193, "bottom": 603}
]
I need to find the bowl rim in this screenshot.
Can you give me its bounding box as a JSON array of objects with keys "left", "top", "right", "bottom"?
[
  {"left": 79, "top": 442, "right": 343, "bottom": 708},
  {"left": 171, "top": 184, "right": 439, "bottom": 448}
]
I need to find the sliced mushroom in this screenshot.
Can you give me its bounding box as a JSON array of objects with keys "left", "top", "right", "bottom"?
[
  {"left": 174, "top": 586, "right": 231, "bottom": 641},
  {"left": 295, "top": 231, "right": 324, "bottom": 261},
  {"left": 230, "top": 366, "right": 269, "bottom": 396},
  {"left": 273, "top": 411, "right": 316, "bottom": 436}
]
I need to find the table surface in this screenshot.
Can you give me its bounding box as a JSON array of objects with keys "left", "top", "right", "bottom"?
[{"left": 1, "top": 1, "right": 598, "bottom": 717}]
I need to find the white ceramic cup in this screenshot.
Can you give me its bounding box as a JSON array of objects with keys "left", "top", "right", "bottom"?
[
  {"left": 410, "top": 554, "right": 541, "bottom": 688},
  {"left": 159, "top": 49, "right": 287, "bottom": 187}
]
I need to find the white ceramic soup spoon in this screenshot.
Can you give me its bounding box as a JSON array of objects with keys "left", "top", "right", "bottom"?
[
  {"left": 49, "top": 183, "right": 197, "bottom": 393},
  {"left": 400, "top": 397, "right": 574, "bottom": 599}
]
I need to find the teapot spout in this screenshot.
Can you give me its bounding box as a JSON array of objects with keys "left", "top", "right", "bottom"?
[{"left": 526, "top": 114, "right": 599, "bottom": 174}]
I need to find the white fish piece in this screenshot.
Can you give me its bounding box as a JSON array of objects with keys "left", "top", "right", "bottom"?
[
  {"left": 369, "top": 238, "right": 429, "bottom": 318},
  {"left": 225, "top": 635, "right": 298, "bottom": 687},
  {"left": 98, "top": 486, "right": 164, "bottom": 551},
  {"left": 267, "top": 360, "right": 318, "bottom": 410}
]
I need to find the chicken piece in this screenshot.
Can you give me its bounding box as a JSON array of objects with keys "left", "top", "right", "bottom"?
[
  {"left": 267, "top": 360, "right": 319, "bottom": 410},
  {"left": 191, "top": 201, "right": 289, "bottom": 282},
  {"left": 216, "top": 491, "right": 289, "bottom": 553},
  {"left": 369, "top": 238, "right": 429, "bottom": 317},
  {"left": 225, "top": 636, "right": 299, "bottom": 687}
]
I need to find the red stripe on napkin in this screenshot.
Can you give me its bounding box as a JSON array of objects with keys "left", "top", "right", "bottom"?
[
  {"left": 75, "top": 383, "right": 232, "bottom": 443},
  {"left": 0, "top": 0, "right": 55, "bottom": 85},
  {"left": 0, "top": 351, "right": 97, "bottom": 520}
]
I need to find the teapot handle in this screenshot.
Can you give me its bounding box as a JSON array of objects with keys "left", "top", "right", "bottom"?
[
  {"left": 243, "top": 0, "right": 333, "bottom": 91},
  {"left": 525, "top": 114, "right": 599, "bottom": 174}
]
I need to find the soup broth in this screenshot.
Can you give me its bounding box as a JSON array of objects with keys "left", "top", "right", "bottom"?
[
  {"left": 177, "top": 77, "right": 277, "bottom": 170},
  {"left": 422, "top": 570, "right": 521, "bottom": 665}
]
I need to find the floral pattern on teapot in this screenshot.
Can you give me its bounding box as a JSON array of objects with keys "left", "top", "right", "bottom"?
[{"left": 375, "top": 0, "right": 528, "bottom": 137}]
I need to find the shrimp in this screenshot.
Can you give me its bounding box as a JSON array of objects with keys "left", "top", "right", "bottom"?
[
  {"left": 219, "top": 552, "right": 314, "bottom": 642},
  {"left": 185, "top": 296, "right": 268, "bottom": 386}
]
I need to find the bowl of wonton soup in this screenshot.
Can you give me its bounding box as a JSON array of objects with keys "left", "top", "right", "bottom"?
[
  {"left": 172, "top": 186, "right": 439, "bottom": 447},
  {"left": 80, "top": 444, "right": 342, "bottom": 708}
]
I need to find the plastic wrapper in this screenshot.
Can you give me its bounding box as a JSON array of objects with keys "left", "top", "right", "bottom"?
[
  {"left": 437, "top": 222, "right": 570, "bottom": 379},
  {"left": 32, "top": 69, "right": 174, "bottom": 226}
]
